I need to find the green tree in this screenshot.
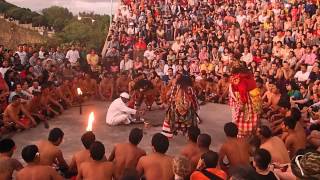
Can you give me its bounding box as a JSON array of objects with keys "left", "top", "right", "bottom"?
[
  {"left": 6, "top": 7, "right": 24, "bottom": 20},
  {"left": 56, "top": 14, "right": 110, "bottom": 50},
  {"left": 0, "top": 0, "right": 16, "bottom": 14},
  {"left": 42, "top": 6, "right": 73, "bottom": 31},
  {"left": 58, "top": 20, "right": 92, "bottom": 43},
  {"left": 32, "top": 15, "right": 46, "bottom": 27}
]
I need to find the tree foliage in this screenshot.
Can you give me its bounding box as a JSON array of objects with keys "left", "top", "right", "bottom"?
[
  {"left": 42, "top": 6, "right": 73, "bottom": 31},
  {"left": 0, "top": 1, "right": 110, "bottom": 51},
  {"left": 56, "top": 13, "right": 110, "bottom": 50}
]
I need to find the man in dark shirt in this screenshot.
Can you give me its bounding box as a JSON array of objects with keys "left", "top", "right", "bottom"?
[{"left": 253, "top": 148, "right": 279, "bottom": 180}]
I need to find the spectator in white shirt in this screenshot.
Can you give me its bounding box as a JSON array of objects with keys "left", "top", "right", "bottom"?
[
  {"left": 258, "top": 10, "right": 269, "bottom": 23},
  {"left": 240, "top": 47, "right": 253, "bottom": 65},
  {"left": 106, "top": 92, "right": 144, "bottom": 126},
  {"left": 163, "top": 60, "right": 176, "bottom": 75},
  {"left": 143, "top": 45, "right": 155, "bottom": 61},
  {"left": 38, "top": 46, "right": 46, "bottom": 60},
  {"left": 0, "top": 60, "right": 10, "bottom": 77},
  {"left": 28, "top": 80, "right": 41, "bottom": 93},
  {"left": 172, "top": 37, "right": 183, "bottom": 53},
  {"left": 294, "top": 64, "right": 310, "bottom": 82},
  {"left": 236, "top": 10, "right": 247, "bottom": 26},
  {"left": 15, "top": 45, "right": 27, "bottom": 65},
  {"left": 66, "top": 45, "right": 80, "bottom": 66},
  {"left": 120, "top": 53, "right": 133, "bottom": 72}
]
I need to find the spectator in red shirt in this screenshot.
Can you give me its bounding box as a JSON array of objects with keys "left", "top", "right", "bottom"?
[
  {"left": 253, "top": 49, "right": 263, "bottom": 64},
  {"left": 134, "top": 38, "right": 147, "bottom": 51},
  {"left": 190, "top": 150, "right": 227, "bottom": 180}
]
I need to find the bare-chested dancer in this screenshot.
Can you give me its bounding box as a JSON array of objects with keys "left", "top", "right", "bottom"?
[
  {"left": 3, "top": 95, "right": 37, "bottom": 130},
  {"left": 137, "top": 133, "right": 173, "bottom": 180},
  {"left": 48, "top": 84, "right": 66, "bottom": 111},
  {"left": 116, "top": 72, "right": 130, "bottom": 96},
  {"left": 217, "top": 74, "right": 230, "bottom": 103},
  {"left": 24, "top": 92, "right": 49, "bottom": 128},
  {"left": 37, "top": 128, "right": 69, "bottom": 171},
  {"left": 16, "top": 145, "right": 63, "bottom": 180},
  {"left": 180, "top": 127, "right": 201, "bottom": 170},
  {"left": 219, "top": 122, "right": 250, "bottom": 173},
  {"left": 56, "top": 81, "right": 73, "bottom": 107},
  {"left": 99, "top": 73, "right": 114, "bottom": 101},
  {"left": 108, "top": 128, "right": 146, "bottom": 180},
  {"left": 192, "top": 133, "right": 212, "bottom": 168},
  {"left": 83, "top": 73, "right": 98, "bottom": 98},
  {"left": 0, "top": 139, "right": 23, "bottom": 180},
  {"left": 77, "top": 141, "right": 115, "bottom": 180},
  {"left": 204, "top": 78, "right": 218, "bottom": 103},
  {"left": 283, "top": 117, "right": 306, "bottom": 158},
  {"left": 257, "top": 126, "right": 296, "bottom": 180},
  {"left": 69, "top": 131, "right": 96, "bottom": 175},
  {"left": 40, "top": 85, "right": 63, "bottom": 117}
]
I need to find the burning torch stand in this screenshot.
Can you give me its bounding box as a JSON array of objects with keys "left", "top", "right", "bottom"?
[{"left": 79, "top": 94, "right": 83, "bottom": 115}]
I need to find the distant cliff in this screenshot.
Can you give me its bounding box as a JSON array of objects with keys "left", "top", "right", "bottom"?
[{"left": 0, "top": 18, "right": 47, "bottom": 48}]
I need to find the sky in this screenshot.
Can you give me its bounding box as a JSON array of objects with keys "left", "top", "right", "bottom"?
[{"left": 6, "top": 0, "right": 119, "bottom": 15}]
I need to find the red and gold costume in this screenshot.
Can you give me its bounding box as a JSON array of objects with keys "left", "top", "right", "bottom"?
[{"left": 229, "top": 72, "right": 261, "bottom": 137}]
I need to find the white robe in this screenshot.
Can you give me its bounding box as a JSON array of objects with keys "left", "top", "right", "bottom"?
[{"left": 106, "top": 98, "right": 136, "bottom": 126}]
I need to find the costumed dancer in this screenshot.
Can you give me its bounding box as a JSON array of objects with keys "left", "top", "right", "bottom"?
[
  {"left": 162, "top": 76, "right": 199, "bottom": 138},
  {"left": 229, "top": 66, "right": 262, "bottom": 137}
]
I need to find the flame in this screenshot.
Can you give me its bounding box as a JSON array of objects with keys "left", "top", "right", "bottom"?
[
  {"left": 86, "top": 112, "right": 94, "bottom": 131},
  {"left": 77, "top": 88, "right": 83, "bottom": 95}
]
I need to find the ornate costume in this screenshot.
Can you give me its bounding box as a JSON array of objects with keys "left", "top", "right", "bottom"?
[
  {"left": 162, "top": 77, "right": 199, "bottom": 138},
  {"left": 229, "top": 71, "right": 262, "bottom": 137}
]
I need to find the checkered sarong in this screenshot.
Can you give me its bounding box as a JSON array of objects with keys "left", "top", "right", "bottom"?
[{"left": 229, "top": 85, "right": 258, "bottom": 138}]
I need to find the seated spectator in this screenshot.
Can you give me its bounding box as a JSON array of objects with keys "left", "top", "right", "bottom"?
[
  {"left": 257, "top": 126, "right": 296, "bottom": 179},
  {"left": 283, "top": 117, "right": 307, "bottom": 158},
  {"left": 173, "top": 156, "right": 192, "bottom": 180},
  {"left": 136, "top": 133, "right": 173, "bottom": 180},
  {"left": 77, "top": 141, "right": 115, "bottom": 180},
  {"left": 253, "top": 148, "right": 279, "bottom": 180},
  {"left": 9, "top": 83, "right": 33, "bottom": 103},
  {"left": 17, "top": 145, "right": 63, "bottom": 180},
  {"left": 307, "top": 124, "right": 320, "bottom": 150},
  {"left": 37, "top": 128, "right": 69, "bottom": 171},
  {"left": 86, "top": 48, "right": 100, "bottom": 73},
  {"left": 3, "top": 95, "right": 37, "bottom": 130},
  {"left": 0, "top": 138, "right": 23, "bottom": 180},
  {"left": 120, "top": 53, "right": 134, "bottom": 72},
  {"left": 190, "top": 150, "right": 227, "bottom": 180},
  {"left": 28, "top": 80, "right": 41, "bottom": 93},
  {"left": 108, "top": 128, "right": 146, "bottom": 180},
  {"left": 69, "top": 131, "right": 96, "bottom": 175},
  {"left": 294, "top": 64, "right": 310, "bottom": 83},
  {"left": 180, "top": 126, "right": 201, "bottom": 170},
  {"left": 290, "top": 83, "right": 312, "bottom": 109},
  {"left": 219, "top": 122, "right": 250, "bottom": 172},
  {"left": 217, "top": 74, "right": 230, "bottom": 104},
  {"left": 193, "top": 133, "right": 212, "bottom": 167},
  {"left": 24, "top": 91, "right": 49, "bottom": 128}
]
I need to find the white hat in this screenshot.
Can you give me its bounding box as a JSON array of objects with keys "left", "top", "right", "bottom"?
[{"left": 120, "top": 92, "right": 130, "bottom": 99}]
